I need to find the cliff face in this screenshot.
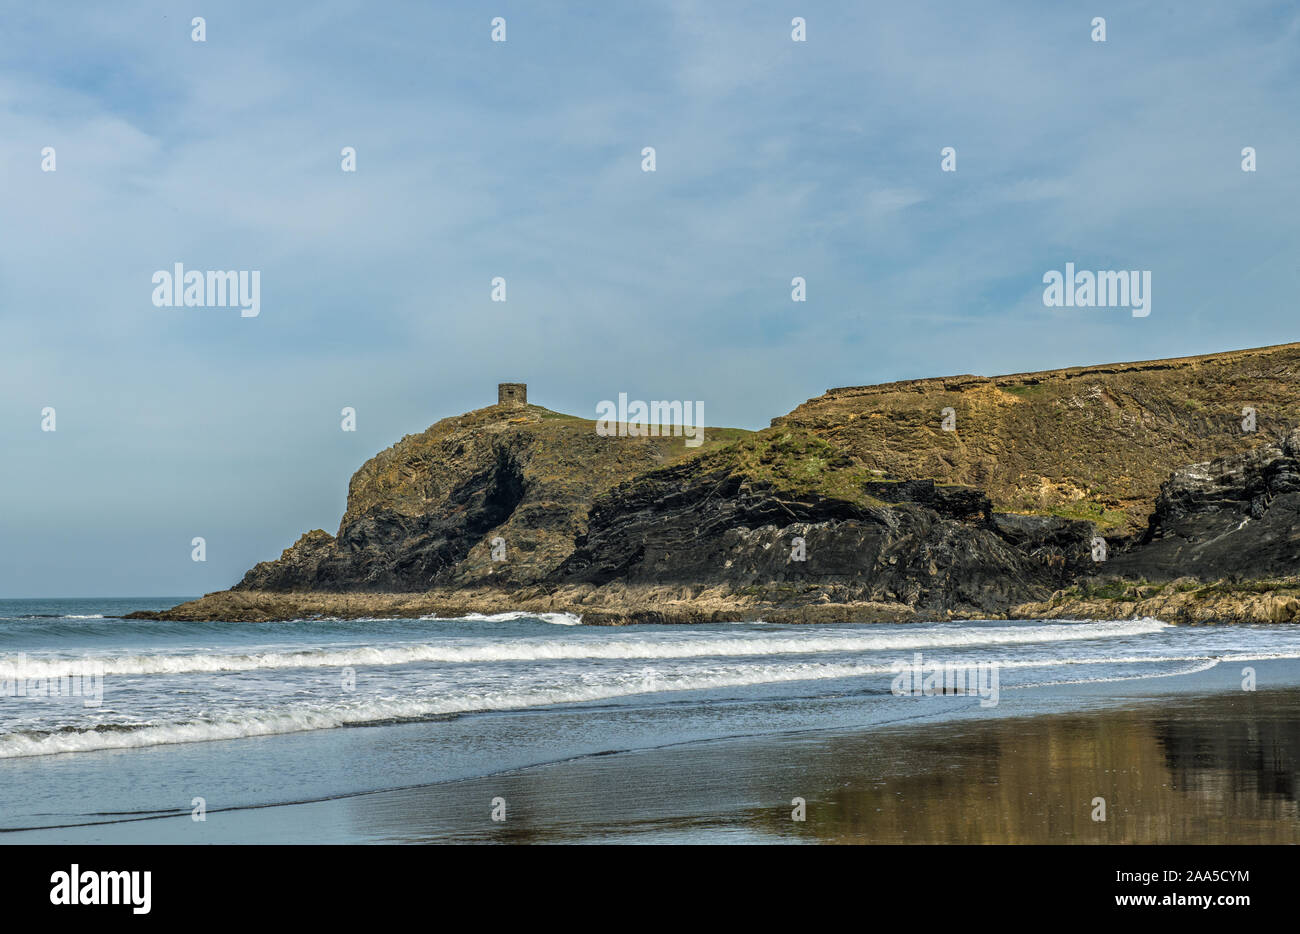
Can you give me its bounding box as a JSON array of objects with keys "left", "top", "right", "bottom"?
[
  {"left": 774, "top": 342, "right": 1300, "bottom": 533},
  {"left": 1094, "top": 427, "right": 1300, "bottom": 582},
  {"left": 1010, "top": 430, "right": 1300, "bottom": 623},
  {"left": 235, "top": 411, "right": 1099, "bottom": 617},
  {"left": 235, "top": 403, "right": 750, "bottom": 592},
  {"left": 142, "top": 342, "right": 1300, "bottom": 624},
  {"left": 554, "top": 430, "right": 1094, "bottom": 616}
]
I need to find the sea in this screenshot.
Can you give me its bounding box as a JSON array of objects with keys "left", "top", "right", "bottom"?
[{"left": 3, "top": 596, "right": 1300, "bottom": 843}]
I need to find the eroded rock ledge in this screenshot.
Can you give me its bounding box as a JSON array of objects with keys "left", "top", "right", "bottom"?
[{"left": 137, "top": 576, "right": 1300, "bottom": 627}]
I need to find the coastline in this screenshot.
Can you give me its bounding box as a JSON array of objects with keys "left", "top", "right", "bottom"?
[
  {"left": 126, "top": 586, "right": 922, "bottom": 625},
  {"left": 121, "top": 350, "right": 1300, "bottom": 630},
  {"left": 128, "top": 576, "right": 1300, "bottom": 625}
]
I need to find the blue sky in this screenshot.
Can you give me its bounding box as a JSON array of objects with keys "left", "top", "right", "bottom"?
[{"left": 2, "top": 1, "right": 1298, "bottom": 596}]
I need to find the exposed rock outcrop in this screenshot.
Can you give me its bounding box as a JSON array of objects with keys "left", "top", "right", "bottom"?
[
  {"left": 233, "top": 402, "right": 749, "bottom": 592},
  {"left": 775, "top": 342, "right": 1300, "bottom": 533},
  {"left": 554, "top": 442, "right": 1092, "bottom": 617},
  {"left": 1102, "top": 428, "right": 1300, "bottom": 581},
  {"left": 1012, "top": 576, "right": 1300, "bottom": 624},
  {"left": 131, "top": 343, "right": 1300, "bottom": 625},
  {"left": 1015, "top": 429, "right": 1300, "bottom": 622}
]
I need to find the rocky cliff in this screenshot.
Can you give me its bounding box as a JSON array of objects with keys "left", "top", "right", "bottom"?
[
  {"left": 1106, "top": 427, "right": 1300, "bottom": 581},
  {"left": 233, "top": 402, "right": 750, "bottom": 592},
  {"left": 774, "top": 341, "right": 1300, "bottom": 533},
  {"left": 1014, "top": 427, "right": 1300, "bottom": 623},
  {"left": 553, "top": 430, "right": 1094, "bottom": 617},
  {"left": 134, "top": 343, "right": 1300, "bottom": 624}
]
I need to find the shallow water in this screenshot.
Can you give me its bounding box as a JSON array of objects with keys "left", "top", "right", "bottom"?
[{"left": 2, "top": 597, "right": 1299, "bottom": 842}]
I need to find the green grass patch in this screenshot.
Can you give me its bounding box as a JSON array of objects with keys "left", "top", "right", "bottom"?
[
  {"left": 695, "top": 428, "right": 885, "bottom": 507},
  {"left": 1002, "top": 383, "right": 1048, "bottom": 397}
]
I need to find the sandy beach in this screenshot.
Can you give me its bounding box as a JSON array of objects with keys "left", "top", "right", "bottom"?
[{"left": 8, "top": 649, "right": 1297, "bottom": 845}]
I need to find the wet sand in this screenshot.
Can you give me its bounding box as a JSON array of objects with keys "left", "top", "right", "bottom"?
[
  {"left": 27, "top": 679, "right": 1300, "bottom": 844},
  {"left": 342, "top": 687, "right": 1300, "bottom": 844}
]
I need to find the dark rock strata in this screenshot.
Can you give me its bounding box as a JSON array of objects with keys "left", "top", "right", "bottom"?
[
  {"left": 1103, "top": 428, "right": 1300, "bottom": 581},
  {"left": 556, "top": 465, "right": 1094, "bottom": 616}
]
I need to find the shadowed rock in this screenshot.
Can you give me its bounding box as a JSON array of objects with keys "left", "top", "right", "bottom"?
[{"left": 1104, "top": 428, "right": 1300, "bottom": 581}]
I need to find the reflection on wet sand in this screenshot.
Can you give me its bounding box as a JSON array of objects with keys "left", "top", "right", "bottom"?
[
  {"left": 349, "top": 690, "right": 1300, "bottom": 843},
  {"left": 797, "top": 691, "right": 1300, "bottom": 844}
]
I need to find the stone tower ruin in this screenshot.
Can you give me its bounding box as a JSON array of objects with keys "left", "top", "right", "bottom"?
[{"left": 498, "top": 383, "right": 527, "bottom": 407}]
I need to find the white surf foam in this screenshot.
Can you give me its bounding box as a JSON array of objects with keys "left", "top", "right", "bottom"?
[
  {"left": 420, "top": 611, "right": 583, "bottom": 625},
  {"left": 0, "top": 660, "right": 895, "bottom": 757},
  {"left": 0, "top": 618, "right": 1172, "bottom": 678},
  {"left": 0, "top": 644, "right": 1241, "bottom": 759},
  {"left": 1015, "top": 656, "right": 1225, "bottom": 688}
]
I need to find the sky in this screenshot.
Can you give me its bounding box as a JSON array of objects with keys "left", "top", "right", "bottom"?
[{"left": 2, "top": 1, "right": 1298, "bottom": 596}]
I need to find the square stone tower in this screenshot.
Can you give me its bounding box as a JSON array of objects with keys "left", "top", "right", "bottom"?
[{"left": 498, "top": 383, "right": 527, "bottom": 408}]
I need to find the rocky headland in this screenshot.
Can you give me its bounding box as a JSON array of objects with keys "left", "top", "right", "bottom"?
[{"left": 131, "top": 343, "right": 1300, "bottom": 624}]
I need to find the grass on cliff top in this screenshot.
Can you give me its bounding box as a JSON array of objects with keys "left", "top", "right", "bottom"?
[
  {"left": 435, "top": 404, "right": 751, "bottom": 443},
  {"left": 680, "top": 426, "right": 1139, "bottom": 527},
  {"left": 695, "top": 428, "right": 886, "bottom": 506},
  {"left": 533, "top": 406, "right": 752, "bottom": 448},
  {"left": 532, "top": 407, "right": 588, "bottom": 422},
  {"left": 1000, "top": 382, "right": 1049, "bottom": 397}
]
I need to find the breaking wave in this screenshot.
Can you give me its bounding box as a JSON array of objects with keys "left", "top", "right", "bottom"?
[{"left": 0, "top": 618, "right": 1170, "bottom": 679}]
